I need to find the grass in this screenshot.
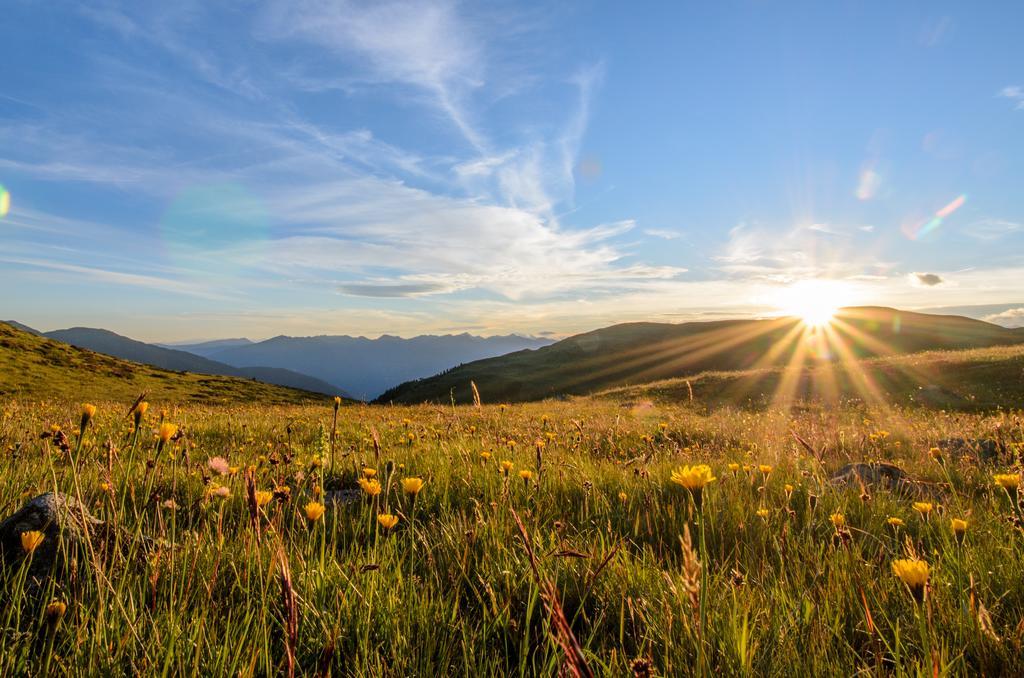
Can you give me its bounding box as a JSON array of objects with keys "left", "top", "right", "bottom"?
[
  {"left": 0, "top": 322, "right": 327, "bottom": 405},
  {"left": 1, "top": 385, "right": 1023, "bottom": 675}
]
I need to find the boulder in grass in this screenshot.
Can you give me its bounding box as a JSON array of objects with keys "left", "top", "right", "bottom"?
[
  {"left": 937, "top": 438, "right": 1006, "bottom": 464},
  {"left": 830, "top": 462, "right": 919, "bottom": 496},
  {"left": 0, "top": 492, "right": 101, "bottom": 579}
]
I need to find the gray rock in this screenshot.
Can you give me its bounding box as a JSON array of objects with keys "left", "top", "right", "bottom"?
[
  {"left": 937, "top": 438, "right": 1006, "bottom": 463},
  {"left": 830, "top": 462, "right": 917, "bottom": 495},
  {"left": 0, "top": 492, "right": 101, "bottom": 578},
  {"left": 323, "top": 488, "right": 362, "bottom": 506}
]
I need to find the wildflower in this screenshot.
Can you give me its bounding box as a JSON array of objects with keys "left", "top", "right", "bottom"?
[
  {"left": 333, "top": 396, "right": 342, "bottom": 408},
  {"left": 784, "top": 483, "right": 794, "bottom": 495},
  {"left": 304, "top": 501, "right": 325, "bottom": 522},
  {"left": 45, "top": 600, "right": 67, "bottom": 624},
  {"left": 132, "top": 401, "right": 148, "bottom": 429},
  {"left": 358, "top": 478, "right": 382, "bottom": 497},
  {"left": 501, "top": 460, "right": 514, "bottom": 476},
  {"left": 519, "top": 469, "right": 533, "bottom": 483},
  {"left": 80, "top": 403, "right": 97, "bottom": 432},
  {"left": 480, "top": 451, "right": 492, "bottom": 461},
  {"left": 912, "top": 501, "right": 933, "bottom": 521},
  {"left": 618, "top": 491, "right": 628, "bottom": 503},
  {"left": 254, "top": 490, "right": 273, "bottom": 508},
  {"left": 362, "top": 467, "right": 377, "bottom": 478},
  {"left": 377, "top": 514, "right": 399, "bottom": 529},
  {"left": 756, "top": 508, "right": 770, "bottom": 519},
  {"left": 212, "top": 485, "right": 231, "bottom": 499},
  {"left": 929, "top": 447, "right": 943, "bottom": 464},
  {"left": 402, "top": 477, "right": 425, "bottom": 495},
  {"left": 670, "top": 464, "right": 717, "bottom": 510},
  {"left": 759, "top": 464, "right": 773, "bottom": 475},
  {"left": 208, "top": 456, "right": 230, "bottom": 475},
  {"left": 892, "top": 558, "right": 930, "bottom": 603},
  {"left": 830, "top": 513, "right": 845, "bottom": 529},
  {"left": 994, "top": 473, "right": 1020, "bottom": 491},
  {"left": 99, "top": 481, "right": 112, "bottom": 493},
  {"left": 887, "top": 516, "right": 905, "bottom": 529},
  {"left": 21, "top": 530, "right": 45, "bottom": 554},
  {"left": 950, "top": 518, "right": 968, "bottom": 545},
  {"left": 158, "top": 422, "right": 177, "bottom": 445},
  {"left": 728, "top": 463, "right": 740, "bottom": 474},
  {"left": 162, "top": 499, "right": 179, "bottom": 511}
]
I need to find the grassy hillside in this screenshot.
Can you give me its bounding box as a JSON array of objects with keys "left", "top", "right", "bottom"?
[
  {"left": 378, "top": 307, "right": 1024, "bottom": 404},
  {"left": 0, "top": 322, "right": 328, "bottom": 405},
  {"left": 595, "top": 343, "right": 1024, "bottom": 411}
]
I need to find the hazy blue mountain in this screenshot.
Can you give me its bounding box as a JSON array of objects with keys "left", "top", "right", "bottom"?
[
  {"left": 205, "top": 333, "right": 555, "bottom": 400},
  {"left": 158, "top": 338, "right": 254, "bottom": 358},
  {"left": 43, "top": 328, "right": 345, "bottom": 396}
]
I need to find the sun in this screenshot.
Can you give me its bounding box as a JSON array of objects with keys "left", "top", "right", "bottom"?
[{"left": 772, "top": 280, "right": 852, "bottom": 327}]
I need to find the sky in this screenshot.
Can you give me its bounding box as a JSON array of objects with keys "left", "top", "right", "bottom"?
[{"left": 1, "top": 0, "right": 1023, "bottom": 342}]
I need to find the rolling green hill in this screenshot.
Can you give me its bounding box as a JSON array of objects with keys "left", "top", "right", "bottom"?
[
  {"left": 0, "top": 322, "right": 329, "bottom": 405},
  {"left": 594, "top": 343, "right": 1024, "bottom": 411},
  {"left": 376, "top": 307, "right": 1024, "bottom": 404}
]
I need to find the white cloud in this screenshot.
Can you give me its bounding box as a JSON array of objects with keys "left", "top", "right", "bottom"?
[
  {"left": 643, "top": 228, "right": 683, "bottom": 240},
  {"left": 983, "top": 307, "right": 1024, "bottom": 328}
]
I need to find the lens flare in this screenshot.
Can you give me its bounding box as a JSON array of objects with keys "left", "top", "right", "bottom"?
[
  {"left": 0, "top": 185, "right": 10, "bottom": 218},
  {"left": 904, "top": 194, "right": 966, "bottom": 240}
]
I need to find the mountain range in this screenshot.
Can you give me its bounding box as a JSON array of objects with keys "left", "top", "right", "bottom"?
[
  {"left": 190, "top": 333, "right": 555, "bottom": 400},
  {"left": 8, "top": 322, "right": 553, "bottom": 400},
  {"left": 376, "top": 307, "right": 1024, "bottom": 404}
]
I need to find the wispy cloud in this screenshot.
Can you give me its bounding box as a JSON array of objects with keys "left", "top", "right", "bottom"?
[{"left": 998, "top": 85, "right": 1024, "bottom": 110}]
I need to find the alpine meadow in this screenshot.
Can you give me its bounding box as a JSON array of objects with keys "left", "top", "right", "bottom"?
[{"left": 3, "top": 2, "right": 1024, "bottom": 677}]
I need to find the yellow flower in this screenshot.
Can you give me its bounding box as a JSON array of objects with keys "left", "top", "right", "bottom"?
[
  {"left": 402, "top": 477, "right": 425, "bottom": 495},
  {"left": 99, "top": 481, "right": 112, "bottom": 494},
  {"left": 81, "top": 403, "right": 97, "bottom": 425},
  {"left": 727, "top": 463, "right": 740, "bottom": 474},
  {"left": 912, "top": 502, "right": 933, "bottom": 520},
  {"left": 928, "top": 447, "right": 943, "bottom": 463},
  {"left": 784, "top": 483, "right": 794, "bottom": 494},
  {"left": 518, "top": 469, "right": 533, "bottom": 482},
  {"left": 158, "top": 422, "right": 177, "bottom": 444},
  {"left": 132, "top": 401, "right": 149, "bottom": 428},
  {"left": 358, "top": 478, "right": 382, "bottom": 497},
  {"left": 994, "top": 473, "right": 1020, "bottom": 490},
  {"left": 618, "top": 491, "right": 628, "bottom": 503},
  {"left": 362, "top": 467, "right": 377, "bottom": 478},
  {"left": 829, "top": 513, "right": 845, "bottom": 529},
  {"left": 671, "top": 464, "right": 717, "bottom": 510},
  {"left": 500, "top": 460, "right": 514, "bottom": 475},
  {"left": 670, "top": 464, "right": 717, "bottom": 491},
  {"left": 887, "top": 516, "right": 904, "bottom": 528},
  {"left": 756, "top": 508, "right": 770, "bottom": 519},
  {"left": 304, "top": 501, "right": 325, "bottom": 521},
  {"left": 45, "top": 600, "right": 67, "bottom": 624},
  {"left": 21, "top": 530, "right": 45, "bottom": 554},
  {"left": 892, "top": 558, "right": 929, "bottom": 603},
  {"left": 950, "top": 518, "right": 968, "bottom": 544},
  {"left": 254, "top": 490, "right": 273, "bottom": 508},
  {"left": 480, "top": 451, "right": 492, "bottom": 461},
  {"left": 377, "top": 514, "right": 399, "bottom": 529},
  {"left": 758, "top": 464, "right": 773, "bottom": 475},
  {"left": 333, "top": 396, "right": 342, "bottom": 408}
]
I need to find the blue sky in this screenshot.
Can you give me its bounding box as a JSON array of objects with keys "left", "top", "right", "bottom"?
[{"left": 2, "top": 0, "right": 1023, "bottom": 341}]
